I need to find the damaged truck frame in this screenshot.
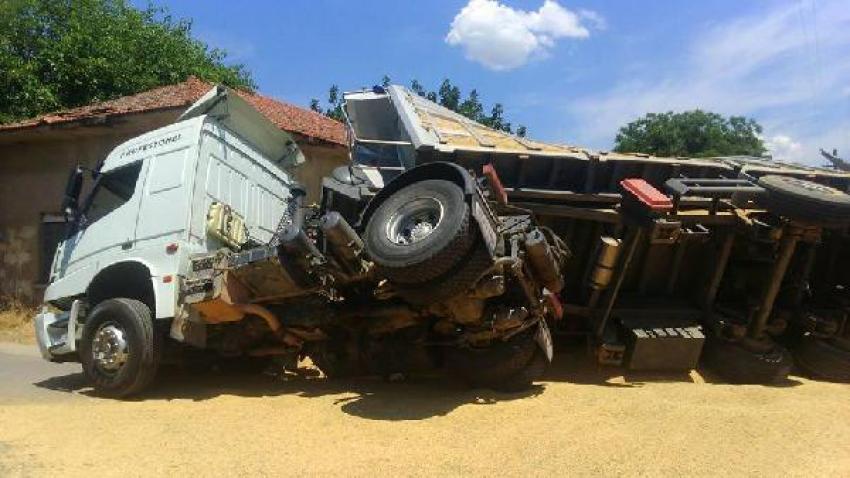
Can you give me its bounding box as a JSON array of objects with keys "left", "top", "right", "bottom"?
[
  {"left": 34, "top": 83, "right": 850, "bottom": 397},
  {"left": 343, "top": 85, "right": 850, "bottom": 384},
  {"left": 34, "top": 86, "right": 565, "bottom": 397}
]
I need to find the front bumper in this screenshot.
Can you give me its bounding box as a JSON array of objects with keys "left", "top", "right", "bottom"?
[{"left": 34, "top": 301, "right": 81, "bottom": 362}]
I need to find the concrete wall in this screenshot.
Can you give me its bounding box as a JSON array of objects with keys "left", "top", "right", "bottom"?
[
  {"left": 0, "top": 112, "right": 348, "bottom": 304},
  {"left": 294, "top": 141, "right": 350, "bottom": 203},
  {"left": 0, "top": 118, "right": 162, "bottom": 302}
]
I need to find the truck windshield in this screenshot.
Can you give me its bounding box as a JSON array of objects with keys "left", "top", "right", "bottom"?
[{"left": 84, "top": 163, "right": 142, "bottom": 223}]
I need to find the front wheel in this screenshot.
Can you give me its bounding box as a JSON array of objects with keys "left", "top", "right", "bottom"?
[{"left": 79, "top": 298, "right": 162, "bottom": 397}]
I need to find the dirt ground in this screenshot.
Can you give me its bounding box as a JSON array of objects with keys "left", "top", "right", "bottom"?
[
  {"left": 0, "top": 304, "right": 35, "bottom": 344},
  {"left": 0, "top": 343, "right": 848, "bottom": 477}
]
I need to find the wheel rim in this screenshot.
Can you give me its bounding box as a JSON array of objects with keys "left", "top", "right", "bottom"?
[
  {"left": 385, "top": 197, "right": 444, "bottom": 245},
  {"left": 91, "top": 322, "right": 129, "bottom": 375}
]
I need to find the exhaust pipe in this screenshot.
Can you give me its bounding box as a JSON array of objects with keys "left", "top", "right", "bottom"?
[
  {"left": 290, "top": 186, "right": 307, "bottom": 230},
  {"left": 524, "top": 229, "right": 564, "bottom": 293},
  {"left": 320, "top": 212, "right": 366, "bottom": 275},
  {"left": 276, "top": 225, "right": 324, "bottom": 288}
]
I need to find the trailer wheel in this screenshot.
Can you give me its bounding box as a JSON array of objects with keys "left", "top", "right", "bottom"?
[
  {"left": 794, "top": 334, "right": 850, "bottom": 382},
  {"left": 701, "top": 337, "right": 792, "bottom": 384},
  {"left": 79, "top": 298, "right": 162, "bottom": 397},
  {"left": 758, "top": 175, "right": 850, "bottom": 226},
  {"left": 365, "top": 179, "right": 477, "bottom": 285},
  {"left": 447, "top": 330, "right": 548, "bottom": 392}
]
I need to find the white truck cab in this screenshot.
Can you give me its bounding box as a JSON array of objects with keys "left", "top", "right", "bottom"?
[
  {"left": 32, "top": 84, "right": 564, "bottom": 398},
  {"left": 35, "top": 86, "right": 303, "bottom": 365}
]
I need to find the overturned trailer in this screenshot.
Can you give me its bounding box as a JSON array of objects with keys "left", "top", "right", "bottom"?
[{"left": 343, "top": 85, "right": 850, "bottom": 383}]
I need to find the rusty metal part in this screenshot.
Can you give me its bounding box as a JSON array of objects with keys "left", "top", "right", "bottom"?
[
  {"left": 332, "top": 304, "right": 422, "bottom": 335},
  {"left": 432, "top": 296, "right": 487, "bottom": 325},
  {"left": 287, "top": 328, "right": 327, "bottom": 341},
  {"left": 664, "top": 240, "right": 689, "bottom": 294},
  {"left": 491, "top": 307, "right": 529, "bottom": 332},
  {"left": 470, "top": 274, "right": 506, "bottom": 299},
  {"left": 748, "top": 225, "right": 803, "bottom": 339},
  {"left": 233, "top": 304, "right": 302, "bottom": 347},
  {"left": 702, "top": 232, "right": 735, "bottom": 309}
]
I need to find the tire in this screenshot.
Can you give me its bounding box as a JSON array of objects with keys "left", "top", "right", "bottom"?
[
  {"left": 365, "top": 179, "right": 477, "bottom": 285},
  {"left": 79, "top": 298, "right": 162, "bottom": 398},
  {"left": 793, "top": 334, "right": 850, "bottom": 382},
  {"left": 396, "top": 243, "right": 493, "bottom": 305},
  {"left": 758, "top": 175, "right": 850, "bottom": 226},
  {"left": 701, "top": 337, "right": 792, "bottom": 384},
  {"left": 446, "top": 330, "right": 548, "bottom": 392}
]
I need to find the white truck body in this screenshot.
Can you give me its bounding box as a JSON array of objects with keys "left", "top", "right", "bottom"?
[{"left": 35, "top": 87, "right": 301, "bottom": 360}]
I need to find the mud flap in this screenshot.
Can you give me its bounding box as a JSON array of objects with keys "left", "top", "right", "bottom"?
[{"left": 535, "top": 319, "right": 554, "bottom": 362}]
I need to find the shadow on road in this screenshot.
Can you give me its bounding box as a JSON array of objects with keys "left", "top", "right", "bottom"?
[
  {"left": 33, "top": 365, "right": 545, "bottom": 421},
  {"left": 32, "top": 345, "right": 801, "bottom": 419}
]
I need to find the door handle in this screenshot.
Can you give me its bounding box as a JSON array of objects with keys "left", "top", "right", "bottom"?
[{"left": 121, "top": 241, "right": 132, "bottom": 250}]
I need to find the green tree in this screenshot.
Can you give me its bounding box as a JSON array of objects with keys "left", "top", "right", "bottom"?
[
  {"left": 457, "top": 89, "right": 484, "bottom": 121},
  {"left": 613, "top": 110, "right": 766, "bottom": 157},
  {"left": 309, "top": 98, "right": 322, "bottom": 113},
  {"left": 325, "top": 85, "right": 345, "bottom": 122},
  {"left": 480, "top": 103, "right": 511, "bottom": 134},
  {"left": 438, "top": 79, "right": 461, "bottom": 111},
  {"left": 0, "top": 0, "right": 254, "bottom": 123},
  {"left": 410, "top": 79, "right": 427, "bottom": 97},
  {"left": 516, "top": 125, "right": 527, "bottom": 138}
]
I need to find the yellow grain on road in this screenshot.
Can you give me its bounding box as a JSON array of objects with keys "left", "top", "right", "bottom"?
[{"left": 1, "top": 352, "right": 849, "bottom": 477}]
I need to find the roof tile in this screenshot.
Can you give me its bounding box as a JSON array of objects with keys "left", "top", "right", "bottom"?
[{"left": 0, "top": 76, "right": 347, "bottom": 146}]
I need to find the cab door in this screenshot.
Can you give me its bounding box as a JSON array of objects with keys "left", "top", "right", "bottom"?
[{"left": 53, "top": 162, "right": 146, "bottom": 283}]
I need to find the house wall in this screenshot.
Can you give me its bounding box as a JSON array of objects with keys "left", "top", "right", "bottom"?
[
  {"left": 0, "top": 113, "right": 348, "bottom": 304},
  {"left": 294, "top": 141, "right": 350, "bottom": 202},
  {"left": 0, "top": 131, "right": 135, "bottom": 302}
]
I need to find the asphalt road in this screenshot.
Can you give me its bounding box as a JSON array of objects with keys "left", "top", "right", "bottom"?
[{"left": 1, "top": 342, "right": 849, "bottom": 477}]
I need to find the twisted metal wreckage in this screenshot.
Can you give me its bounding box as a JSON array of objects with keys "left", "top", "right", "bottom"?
[{"left": 32, "top": 85, "right": 850, "bottom": 397}]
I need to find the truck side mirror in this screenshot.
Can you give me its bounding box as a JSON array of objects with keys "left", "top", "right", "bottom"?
[{"left": 61, "top": 165, "right": 84, "bottom": 219}]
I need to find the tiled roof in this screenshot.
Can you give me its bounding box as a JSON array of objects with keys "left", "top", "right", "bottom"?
[{"left": 0, "top": 76, "right": 347, "bottom": 146}]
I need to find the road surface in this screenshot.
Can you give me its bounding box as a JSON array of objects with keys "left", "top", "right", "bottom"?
[{"left": 1, "top": 342, "right": 849, "bottom": 476}]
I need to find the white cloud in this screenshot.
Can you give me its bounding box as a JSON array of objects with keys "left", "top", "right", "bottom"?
[
  {"left": 445, "top": 0, "right": 598, "bottom": 71},
  {"left": 566, "top": 0, "right": 850, "bottom": 165},
  {"left": 578, "top": 9, "right": 606, "bottom": 31},
  {"left": 764, "top": 134, "right": 803, "bottom": 161}
]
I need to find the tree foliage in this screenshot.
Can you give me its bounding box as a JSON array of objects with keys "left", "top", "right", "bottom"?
[
  {"left": 312, "top": 76, "right": 526, "bottom": 136},
  {"left": 0, "top": 0, "right": 255, "bottom": 123},
  {"left": 613, "top": 110, "right": 766, "bottom": 158}
]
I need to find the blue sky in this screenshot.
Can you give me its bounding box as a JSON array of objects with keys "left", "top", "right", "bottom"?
[{"left": 141, "top": 0, "right": 849, "bottom": 165}]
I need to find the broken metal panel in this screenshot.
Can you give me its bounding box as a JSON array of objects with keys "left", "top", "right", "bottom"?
[{"left": 179, "top": 86, "right": 305, "bottom": 168}]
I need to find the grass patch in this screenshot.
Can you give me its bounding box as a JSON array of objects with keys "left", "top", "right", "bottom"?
[{"left": 0, "top": 299, "right": 36, "bottom": 344}]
